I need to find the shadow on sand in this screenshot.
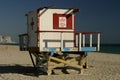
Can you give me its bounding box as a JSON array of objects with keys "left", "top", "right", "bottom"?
[
  {"left": 0, "top": 64, "right": 45, "bottom": 77},
  {"left": 0, "top": 64, "right": 95, "bottom": 76}
]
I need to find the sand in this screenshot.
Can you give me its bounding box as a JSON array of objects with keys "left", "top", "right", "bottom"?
[{"left": 0, "top": 45, "right": 120, "bottom": 80}]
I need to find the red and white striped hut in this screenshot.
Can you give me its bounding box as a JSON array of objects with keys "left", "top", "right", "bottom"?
[
  {"left": 19, "top": 7, "right": 100, "bottom": 75},
  {"left": 25, "top": 7, "right": 80, "bottom": 52}
]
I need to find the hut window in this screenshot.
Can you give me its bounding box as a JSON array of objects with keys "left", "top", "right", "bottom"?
[{"left": 53, "top": 14, "right": 72, "bottom": 29}]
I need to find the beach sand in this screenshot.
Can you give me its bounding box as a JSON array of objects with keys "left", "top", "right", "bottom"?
[{"left": 0, "top": 45, "right": 119, "bottom": 80}]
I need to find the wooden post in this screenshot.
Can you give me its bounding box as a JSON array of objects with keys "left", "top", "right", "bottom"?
[
  {"left": 28, "top": 51, "right": 36, "bottom": 69},
  {"left": 84, "top": 53, "right": 88, "bottom": 69},
  {"left": 47, "top": 56, "right": 52, "bottom": 75}
]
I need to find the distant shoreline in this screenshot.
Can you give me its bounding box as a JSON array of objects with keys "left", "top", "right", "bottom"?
[{"left": 0, "top": 43, "right": 19, "bottom": 46}]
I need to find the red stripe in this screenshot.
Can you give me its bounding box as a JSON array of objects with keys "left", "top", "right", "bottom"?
[
  {"left": 74, "top": 15, "right": 76, "bottom": 47},
  {"left": 76, "top": 32, "right": 101, "bottom": 34},
  {"left": 35, "top": 30, "right": 74, "bottom": 33}
]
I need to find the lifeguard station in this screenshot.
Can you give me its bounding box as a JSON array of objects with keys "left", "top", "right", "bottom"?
[{"left": 19, "top": 7, "right": 100, "bottom": 75}]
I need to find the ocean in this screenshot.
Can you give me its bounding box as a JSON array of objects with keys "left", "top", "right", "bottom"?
[{"left": 100, "top": 44, "right": 120, "bottom": 54}]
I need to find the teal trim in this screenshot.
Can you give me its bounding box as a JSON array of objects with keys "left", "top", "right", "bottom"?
[
  {"left": 81, "top": 47, "right": 96, "bottom": 51},
  {"left": 48, "top": 48, "right": 56, "bottom": 56},
  {"left": 63, "top": 47, "right": 71, "bottom": 51},
  {"left": 48, "top": 48, "right": 56, "bottom": 51}
]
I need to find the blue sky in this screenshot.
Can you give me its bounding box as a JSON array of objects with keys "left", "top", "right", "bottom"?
[{"left": 0, "top": 0, "right": 120, "bottom": 43}]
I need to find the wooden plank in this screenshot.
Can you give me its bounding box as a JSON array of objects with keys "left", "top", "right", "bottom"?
[
  {"left": 47, "top": 58, "right": 52, "bottom": 75},
  {"left": 50, "top": 57, "right": 76, "bottom": 69},
  {"left": 50, "top": 56, "right": 82, "bottom": 69}
]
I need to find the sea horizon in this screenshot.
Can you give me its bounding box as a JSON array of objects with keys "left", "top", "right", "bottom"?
[
  {"left": 100, "top": 43, "right": 120, "bottom": 54},
  {"left": 0, "top": 43, "right": 120, "bottom": 54}
]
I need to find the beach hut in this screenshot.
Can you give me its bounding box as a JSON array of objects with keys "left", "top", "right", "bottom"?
[{"left": 19, "top": 7, "right": 100, "bottom": 75}]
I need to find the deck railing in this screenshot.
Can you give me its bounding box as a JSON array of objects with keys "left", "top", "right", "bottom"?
[
  {"left": 19, "top": 33, "right": 28, "bottom": 51},
  {"left": 76, "top": 32, "right": 101, "bottom": 51},
  {"left": 19, "top": 32, "right": 100, "bottom": 52}
]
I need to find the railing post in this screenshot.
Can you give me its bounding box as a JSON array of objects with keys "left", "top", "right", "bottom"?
[
  {"left": 72, "top": 14, "right": 74, "bottom": 29},
  {"left": 61, "top": 32, "right": 63, "bottom": 51},
  {"left": 82, "top": 34, "right": 85, "bottom": 47},
  {"left": 19, "top": 36, "right": 22, "bottom": 50},
  {"left": 97, "top": 33, "right": 100, "bottom": 51},
  {"left": 90, "top": 34, "right": 92, "bottom": 47},
  {"left": 79, "top": 33, "right": 82, "bottom": 51}
]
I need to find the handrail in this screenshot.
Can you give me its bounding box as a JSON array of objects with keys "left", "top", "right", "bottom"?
[
  {"left": 19, "top": 33, "right": 28, "bottom": 36},
  {"left": 76, "top": 32, "right": 101, "bottom": 34},
  {"left": 77, "top": 32, "right": 101, "bottom": 51}
]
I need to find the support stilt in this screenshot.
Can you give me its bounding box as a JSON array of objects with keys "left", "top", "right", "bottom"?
[{"left": 29, "top": 51, "right": 36, "bottom": 68}]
